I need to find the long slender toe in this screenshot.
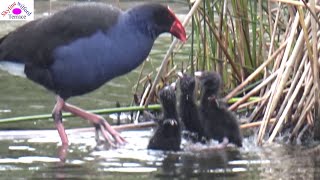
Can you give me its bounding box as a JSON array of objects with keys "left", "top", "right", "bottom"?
[
  {"left": 97, "top": 119, "right": 127, "bottom": 144},
  {"left": 62, "top": 102, "right": 126, "bottom": 145}
]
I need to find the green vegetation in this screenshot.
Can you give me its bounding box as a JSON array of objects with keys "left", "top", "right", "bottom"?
[{"left": 142, "top": 0, "right": 320, "bottom": 145}]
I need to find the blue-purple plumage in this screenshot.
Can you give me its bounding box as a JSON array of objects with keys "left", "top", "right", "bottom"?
[
  {"left": 0, "top": 2, "right": 186, "bottom": 99},
  {"left": 0, "top": 2, "right": 186, "bottom": 145}
]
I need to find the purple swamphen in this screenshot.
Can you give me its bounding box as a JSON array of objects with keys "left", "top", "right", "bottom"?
[
  {"left": 0, "top": 3, "right": 186, "bottom": 146},
  {"left": 148, "top": 85, "right": 181, "bottom": 151},
  {"left": 197, "top": 71, "right": 242, "bottom": 147}
]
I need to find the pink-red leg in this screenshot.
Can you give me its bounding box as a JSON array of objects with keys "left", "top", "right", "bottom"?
[
  {"left": 62, "top": 102, "right": 126, "bottom": 145},
  {"left": 58, "top": 144, "right": 69, "bottom": 162},
  {"left": 53, "top": 96, "right": 126, "bottom": 146},
  {"left": 52, "top": 97, "right": 69, "bottom": 145}
]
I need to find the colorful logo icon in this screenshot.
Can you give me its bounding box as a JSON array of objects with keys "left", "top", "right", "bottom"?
[
  {"left": 12, "top": 8, "right": 22, "bottom": 15},
  {"left": 0, "top": 0, "right": 34, "bottom": 21}
]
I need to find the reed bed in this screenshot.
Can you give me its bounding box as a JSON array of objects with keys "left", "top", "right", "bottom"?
[
  {"left": 224, "top": 0, "right": 320, "bottom": 145},
  {"left": 134, "top": 0, "right": 320, "bottom": 145}
]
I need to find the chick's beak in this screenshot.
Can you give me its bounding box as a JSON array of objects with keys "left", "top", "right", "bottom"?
[
  {"left": 194, "top": 71, "right": 204, "bottom": 78},
  {"left": 177, "top": 71, "right": 184, "bottom": 78}
]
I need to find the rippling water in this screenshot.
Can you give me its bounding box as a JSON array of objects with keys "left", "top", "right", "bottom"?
[
  {"left": 0, "top": 128, "right": 319, "bottom": 179},
  {"left": 1, "top": 0, "right": 320, "bottom": 179}
]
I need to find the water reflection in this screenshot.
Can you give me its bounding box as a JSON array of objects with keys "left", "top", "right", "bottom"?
[
  {"left": 1, "top": 127, "right": 320, "bottom": 179},
  {"left": 0, "top": 128, "right": 244, "bottom": 179}
]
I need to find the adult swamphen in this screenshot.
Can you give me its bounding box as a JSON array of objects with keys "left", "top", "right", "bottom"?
[
  {"left": 197, "top": 71, "right": 242, "bottom": 147},
  {"left": 0, "top": 3, "right": 186, "bottom": 145},
  {"left": 177, "top": 72, "right": 204, "bottom": 142},
  {"left": 148, "top": 85, "right": 181, "bottom": 151}
]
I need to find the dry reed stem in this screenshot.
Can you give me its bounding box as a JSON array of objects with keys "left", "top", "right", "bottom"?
[
  {"left": 225, "top": 41, "right": 287, "bottom": 101},
  {"left": 268, "top": 2, "right": 281, "bottom": 58},
  {"left": 307, "top": 112, "right": 313, "bottom": 125},
  {"left": 292, "top": 71, "right": 313, "bottom": 123},
  {"left": 271, "top": 30, "right": 289, "bottom": 72},
  {"left": 296, "top": 124, "right": 310, "bottom": 144},
  {"left": 136, "top": 72, "right": 153, "bottom": 86},
  {"left": 271, "top": 0, "right": 320, "bottom": 11},
  {"left": 310, "top": 0, "right": 320, "bottom": 139},
  {"left": 268, "top": 61, "right": 310, "bottom": 142},
  {"left": 275, "top": 55, "right": 308, "bottom": 120},
  {"left": 240, "top": 118, "right": 276, "bottom": 129},
  {"left": 290, "top": 91, "right": 315, "bottom": 139},
  {"left": 249, "top": 93, "right": 270, "bottom": 122},
  {"left": 298, "top": 10, "right": 313, "bottom": 61},
  {"left": 262, "top": 30, "right": 289, "bottom": 107},
  {"left": 229, "top": 69, "right": 279, "bottom": 111},
  {"left": 258, "top": 0, "right": 266, "bottom": 66},
  {"left": 267, "top": 1, "right": 273, "bottom": 50},
  {"left": 134, "top": 83, "right": 151, "bottom": 124},
  {"left": 257, "top": 13, "right": 304, "bottom": 145},
  {"left": 216, "top": 0, "right": 228, "bottom": 76},
  {"left": 113, "top": 121, "right": 156, "bottom": 131}
]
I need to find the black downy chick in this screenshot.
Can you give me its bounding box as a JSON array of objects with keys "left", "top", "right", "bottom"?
[
  {"left": 177, "top": 72, "right": 204, "bottom": 142},
  {"left": 197, "top": 71, "right": 242, "bottom": 147},
  {"left": 148, "top": 85, "right": 181, "bottom": 151}
]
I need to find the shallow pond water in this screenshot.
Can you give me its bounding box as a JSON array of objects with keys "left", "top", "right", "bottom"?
[
  {"left": 0, "top": 128, "right": 319, "bottom": 179},
  {"left": 1, "top": 0, "right": 320, "bottom": 179}
]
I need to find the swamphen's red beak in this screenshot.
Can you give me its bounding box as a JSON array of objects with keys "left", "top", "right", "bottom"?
[{"left": 168, "top": 7, "right": 187, "bottom": 42}]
